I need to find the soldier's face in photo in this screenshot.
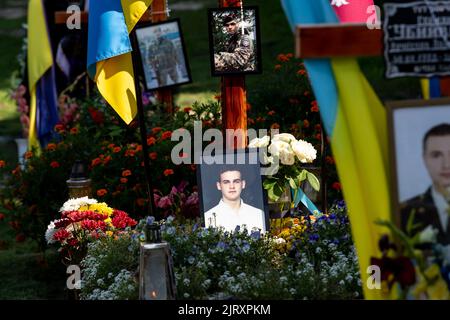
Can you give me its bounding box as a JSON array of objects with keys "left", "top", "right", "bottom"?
[
  {"left": 225, "top": 21, "right": 237, "bottom": 34},
  {"left": 423, "top": 134, "right": 450, "bottom": 193},
  {"left": 216, "top": 170, "right": 246, "bottom": 202}
]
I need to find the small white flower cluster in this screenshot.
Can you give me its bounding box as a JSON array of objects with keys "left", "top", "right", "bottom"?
[
  {"left": 249, "top": 133, "right": 317, "bottom": 165},
  {"left": 59, "top": 196, "right": 98, "bottom": 212},
  {"left": 45, "top": 219, "right": 64, "bottom": 244}
]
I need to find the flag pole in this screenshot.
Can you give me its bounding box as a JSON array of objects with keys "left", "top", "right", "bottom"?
[{"left": 130, "top": 30, "right": 158, "bottom": 219}]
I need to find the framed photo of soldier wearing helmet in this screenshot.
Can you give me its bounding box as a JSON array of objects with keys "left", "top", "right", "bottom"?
[
  {"left": 208, "top": 6, "right": 262, "bottom": 76},
  {"left": 133, "top": 19, "right": 192, "bottom": 91}
]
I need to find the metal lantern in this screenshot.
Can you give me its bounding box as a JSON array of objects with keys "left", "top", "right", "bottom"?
[
  {"left": 66, "top": 160, "right": 91, "bottom": 198},
  {"left": 139, "top": 223, "right": 176, "bottom": 300}
]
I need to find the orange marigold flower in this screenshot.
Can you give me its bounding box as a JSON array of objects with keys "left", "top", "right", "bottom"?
[
  {"left": 267, "top": 110, "right": 276, "bottom": 116},
  {"left": 108, "top": 143, "right": 115, "bottom": 149},
  {"left": 183, "top": 107, "right": 192, "bottom": 113},
  {"left": 297, "top": 69, "right": 306, "bottom": 76},
  {"left": 147, "top": 137, "right": 156, "bottom": 146},
  {"left": 120, "top": 178, "right": 128, "bottom": 184},
  {"left": 24, "top": 151, "right": 33, "bottom": 159},
  {"left": 135, "top": 145, "right": 142, "bottom": 152},
  {"left": 149, "top": 152, "right": 158, "bottom": 160},
  {"left": 103, "top": 155, "right": 112, "bottom": 165},
  {"left": 161, "top": 131, "right": 172, "bottom": 140},
  {"left": 152, "top": 127, "right": 162, "bottom": 134},
  {"left": 277, "top": 54, "right": 289, "bottom": 62},
  {"left": 50, "top": 161, "right": 60, "bottom": 168},
  {"left": 0, "top": 160, "right": 5, "bottom": 168},
  {"left": 46, "top": 143, "right": 57, "bottom": 151},
  {"left": 163, "top": 169, "right": 174, "bottom": 176},
  {"left": 97, "top": 189, "right": 108, "bottom": 197},
  {"left": 54, "top": 124, "right": 65, "bottom": 132},
  {"left": 274, "top": 64, "right": 282, "bottom": 71},
  {"left": 303, "top": 119, "right": 310, "bottom": 128},
  {"left": 70, "top": 127, "right": 78, "bottom": 134},
  {"left": 113, "top": 147, "right": 121, "bottom": 153},
  {"left": 125, "top": 149, "right": 136, "bottom": 157},
  {"left": 91, "top": 158, "right": 102, "bottom": 167},
  {"left": 122, "top": 170, "right": 132, "bottom": 177}
]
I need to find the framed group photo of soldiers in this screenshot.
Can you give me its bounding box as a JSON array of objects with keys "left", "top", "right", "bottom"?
[
  {"left": 133, "top": 19, "right": 192, "bottom": 91},
  {"left": 207, "top": 6, "right": 262, "bottom": 76},
  {"left": 387, "top": 98, "right": 450, "bottom": 245}
]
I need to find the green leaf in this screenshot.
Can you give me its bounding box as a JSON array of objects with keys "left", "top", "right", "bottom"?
[
  {"left": 306, "top": 171, "right": 320, "bottom": 191},
  {"left": 288, "top": 177, "right": 297, "bottom": 190},
  {"left": 263, "top": 178, "right": 277, "bottom": 190},
  {"left": 268, "top": 182, "right": 284, "bottom": 202},
  {"left": 297, "top": 169, "right": 307, "bottom": 182}
]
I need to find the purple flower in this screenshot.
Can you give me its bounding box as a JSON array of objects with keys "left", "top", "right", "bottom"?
[
  {"left": 185, "top": 192, "right": 199, "bottom": 206},
  {"left": 146, "top": 216, "right": 155, "bottom": 225},
  {"left": 309, "top": 234, "right": 319, "bottom": 242},
  {"left": 157, "top": 196, "right": 173, "bottom": 209},
  {"left": 250, "top": 230, "right": 261, "bottom": 240}
]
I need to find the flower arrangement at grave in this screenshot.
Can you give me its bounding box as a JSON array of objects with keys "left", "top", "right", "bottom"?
[{"left": 46, "top": 196, "right": 137, "bottom": 265}]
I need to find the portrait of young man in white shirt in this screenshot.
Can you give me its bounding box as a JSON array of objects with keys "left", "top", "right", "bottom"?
[{"left": 203, "top": 165, "right": 266, "bottom": 233}]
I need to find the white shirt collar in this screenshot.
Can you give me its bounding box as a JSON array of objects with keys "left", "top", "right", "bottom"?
[{"left": 431, "top": 187, "right": 449, "bottom": 232}]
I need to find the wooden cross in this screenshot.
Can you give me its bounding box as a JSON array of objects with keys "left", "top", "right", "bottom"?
[
  {"left": 296, "top": 23, "right": 450, "bottom": 92},
  {"left": 219, "top": 0, "right": 248, "bottom": 149}
]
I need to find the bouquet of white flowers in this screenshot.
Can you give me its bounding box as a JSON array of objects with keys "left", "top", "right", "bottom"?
[{"left": 249, "top": 133, "right": 319, "bottom": 211}]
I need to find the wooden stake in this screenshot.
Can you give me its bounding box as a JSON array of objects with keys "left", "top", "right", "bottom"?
[
  {"left": 219, "top": 0, "right": 247, "bottom": 149},
  {"left": 152, "top": 0, "right": 175, "bottom": 114}
]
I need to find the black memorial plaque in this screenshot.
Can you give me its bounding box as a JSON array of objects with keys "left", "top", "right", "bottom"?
[{"left": 384, "top": 1, "right": 450, "bottom": 78}]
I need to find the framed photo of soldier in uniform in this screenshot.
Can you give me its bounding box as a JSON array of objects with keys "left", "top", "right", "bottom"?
[
  {"left": 133, "top": 19, "right": 192, "bottom": 90},
  {"left": 207, "top": 6, "right": 262, "bottom": 76},
  {"left": 387, "top": 98, "right": 450, "bottom": 245}
]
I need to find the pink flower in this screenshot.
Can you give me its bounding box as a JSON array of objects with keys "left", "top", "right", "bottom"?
[
  {"left": 185, "top": 192, "right": 199, "bottom": 206},
  {"left": 157, "top": 196, "right": 173, "bottom": 209}
]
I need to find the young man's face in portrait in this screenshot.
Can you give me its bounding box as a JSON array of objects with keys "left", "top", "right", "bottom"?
[
  {"left": 217, "top": 170, "right": 245, "bottom": 202},
  {"left": 423, "top": 134, "right": 450, "bottom": 193},
  {"left": 225, "top": 21, "right": 237, "bottom": 34}
]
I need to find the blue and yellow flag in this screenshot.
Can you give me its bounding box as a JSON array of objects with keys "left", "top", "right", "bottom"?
[
  {"left": 87, "top": 0, "right": 153, "bottom": 124},
  {"left": 281, "top": 0, "right": 391, "bottom": 299},
  {"left": 27, "top": 0, "right": 59, "bottom": 150}
]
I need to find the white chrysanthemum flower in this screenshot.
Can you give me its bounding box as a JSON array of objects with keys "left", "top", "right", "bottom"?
[
  {"left": 268, "top": 140, "right": 291, "bottom": 157},
  {"left": 248, "top": 135, "right": 270, "bottom": 148},
  {"left": 45, "top": 219, "right": 58, "bottom": 244},
  {"left": 60, "top": 196, "right": 98, "bottom": 212},
  {"left": 291, "top": 139, "right": 317, "bottom": 163},
  {"left": 272, "top": 133, "right": 296, "bottom": 143}
]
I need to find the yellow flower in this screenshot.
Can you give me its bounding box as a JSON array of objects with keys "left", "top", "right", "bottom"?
[
  {"left": 106, "top": 231, "right": 113, "bottom": 237},
  {"left": 88, "top": 202, "right": 113, "bottom": 216}
]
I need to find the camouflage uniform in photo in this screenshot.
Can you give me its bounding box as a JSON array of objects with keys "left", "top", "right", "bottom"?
[
  {"left": 215, "top": 32, "right": 255, "bottom": 72},
  {"left": 147, "top": 36, "right": 180, "bottom": 86}
]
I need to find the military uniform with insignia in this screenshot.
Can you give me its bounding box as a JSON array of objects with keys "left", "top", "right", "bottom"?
[
  {"left": 147, "top": 29, "right": 180, "bottom": 86},
  {"left": 214, "top": 15, "right": 255, "bottom": 72}
]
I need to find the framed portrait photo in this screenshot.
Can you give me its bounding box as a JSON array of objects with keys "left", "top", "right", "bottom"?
[
  {"left": 197, "top": 149, "right": 269, "bottom": 233},
  {"left": 207, "top": 6, "right": 262, "bottom": 76},
  {"left": 388, "top": 98, "right": 450, "bottom": 244},
  {"left": 133, "top": 19, "right": 192, "bottom": 91}
]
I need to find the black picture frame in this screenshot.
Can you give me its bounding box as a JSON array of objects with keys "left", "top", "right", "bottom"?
[
  {"left": 132, "top": 19, "right": 192, "bottom": 91},
  {"left": 386, "top": 98, "right": 450, "bottom": 236},
  {"left": 196, "top": 148, "right": 269, "bottom": 233},
  {"left": 207, "top": 6, "right": 263, "bottom": 77}
]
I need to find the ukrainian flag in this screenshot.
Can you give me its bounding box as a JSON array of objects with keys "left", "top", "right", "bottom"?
[
  {"left": 282, "top": 0, "right": 391, "bottom": 299},
  {"left": 27, "top": 0, "right": 59, "bottom": 150},
  {"left": 87, "top": 0, "right": 153, "bottom": 124}
]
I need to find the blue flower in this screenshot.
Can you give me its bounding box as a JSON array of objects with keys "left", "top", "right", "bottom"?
[
  {"left": 192, "top": 223, "right": 199, "bottom": 232},
  {"left": 146, "top": 216, "right": 155, "bottom": 225},
  {"left": 309, "top": 234, "right": 319, "bottom": 242},
  {"left": 217, "top": 241, "right": 226, "bottom": 252},
  {"left": 329, "top": 214, "right": 337, "bottom": 220},
  {"left": 234, "top": 225, "right": 241, "bottom": 233},
  {"left": 250, "top": 230, "right": 261, "bottom": 240},
  {"left": 337, "top": 200, "right": 346, "bottom": 209},
  {"left": 242, "top": 243, "right": 250, "bottom": 253}
]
